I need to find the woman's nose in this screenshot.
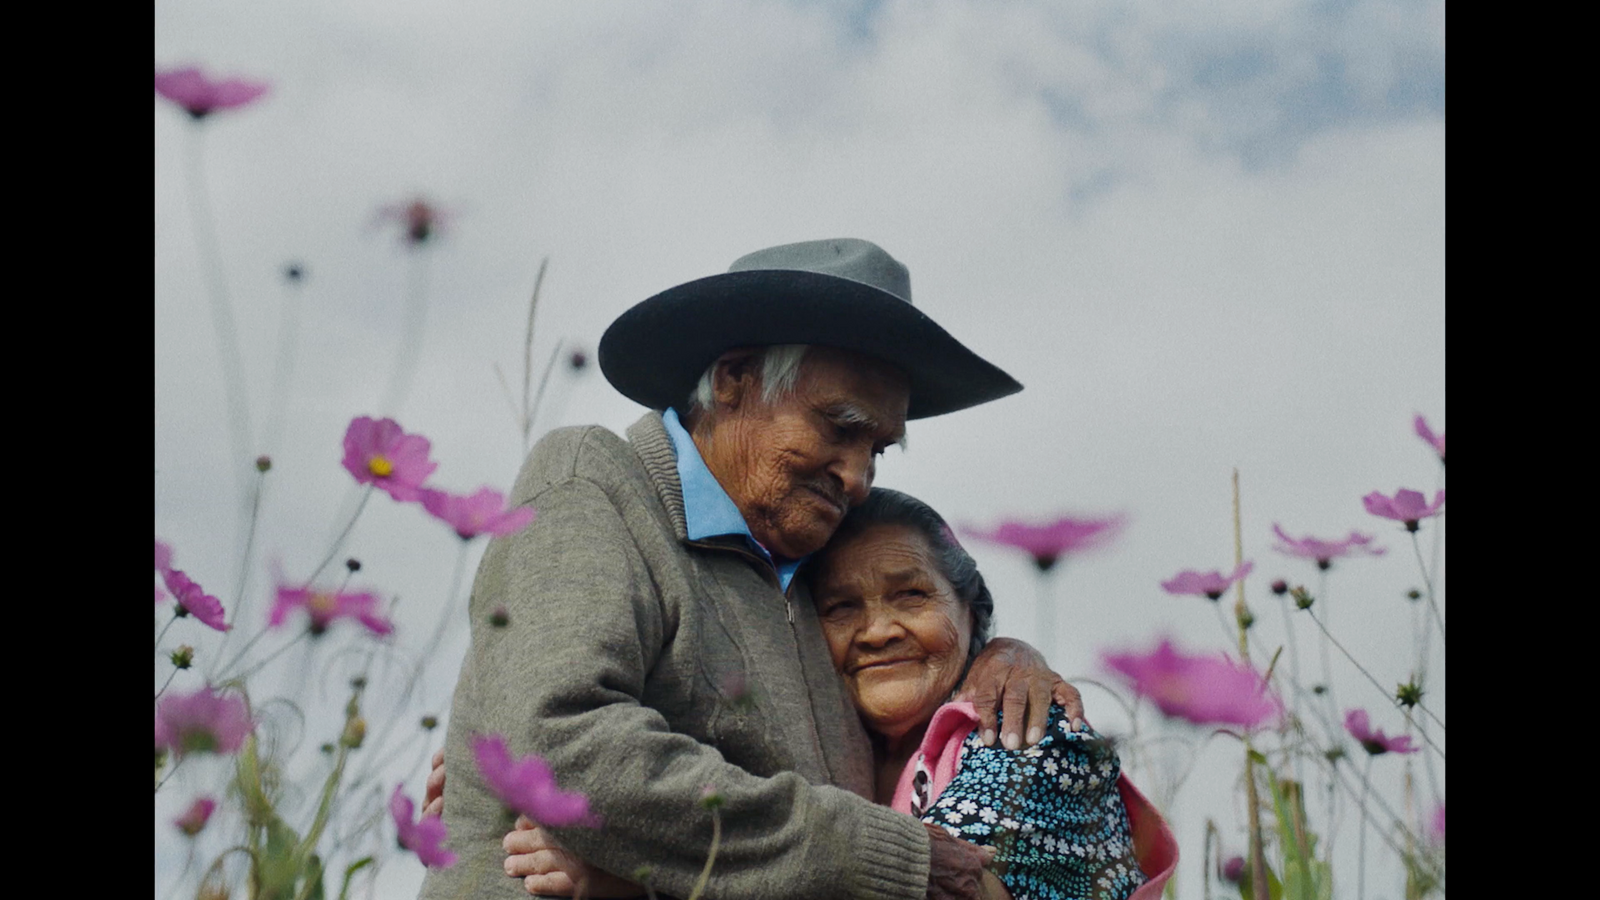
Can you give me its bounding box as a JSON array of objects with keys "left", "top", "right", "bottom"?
[{"left": 856, "top": 605, "right": 905, "bottom": 647}]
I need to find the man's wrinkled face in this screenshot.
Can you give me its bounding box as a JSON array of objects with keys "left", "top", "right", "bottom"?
[{"left": 708, "top": 347, "right": 910, "bottom": 560}]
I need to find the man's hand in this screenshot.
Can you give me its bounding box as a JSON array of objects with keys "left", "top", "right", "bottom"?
[
  {"left": 955, "top": 637, "right": 1085, "bottom": 749},
  {"left": 422, "top": 749, "right": 445, "bottom": 818},
  {"left": 924, "top": 822, "right": 997, "bottom": 900},
  {"left": 504, "top": 817, "right": 645, "bottom": 897}
]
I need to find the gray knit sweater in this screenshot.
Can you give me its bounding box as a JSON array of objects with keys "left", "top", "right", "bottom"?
[{"left": 418, "top": 413, "right": 931, "bottom": 900}]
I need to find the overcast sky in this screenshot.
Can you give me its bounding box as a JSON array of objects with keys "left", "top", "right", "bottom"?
[{"left": 156, "top": 2, "right": 1444, "bottom": 897}]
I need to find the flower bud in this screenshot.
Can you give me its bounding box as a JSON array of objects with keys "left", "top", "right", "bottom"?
[
  {"left": 283, "top": 263, "right": 305, "bottom": 282},
  {"left": 350, "top": 676, "right": 368, "bottom": 690},
  {"left": 1290, "top": 586, "right": 1314, "bottom": 610},
  {"left": 1396, "top": 680, "right": 1424, "bottom": 708},
  {"left": 175, "top": 797, "right": 216, "bottom": 837},
  {"left": 490, "top": 606, "right": 510, "bottom": 628},
  {"left": 420, "top": 715, "right": 439, "bottom": 731},
  {"left": 170, "top": 645, "right": 195, "bottom": 670},
  {"left": 255, "top": 455, "right": 272, "bottom": 473},
  {"left": 1237, "top": 608, "right": 1255, "bottom": 630},
  {"left": 1312, "top": 684, "right": 1326, "bottom": 695},
  {"left": 1324, "top": 745, "right": 1346, "bottom": 764},
  {"left": 1221, "top": 855, "right": 1245, "bottom": 884},
  {"left": 345, "top": 558, "right": 362, "bottom": 573},
  {"left": 341, "top": 716, "right": 367, "bottom": 749},
  {"left": 569, "top": 349, "right": 589, "bottom": 371},
  {"left": 320, "top": 742, "right": 335, "bottom": 755},
  {"left": 698, "top": 784, "right": 725, "bottom": 811},
  {"left": 1406, "top": 588, "right": 1421, "bottom": 601},
  {"left": 1270, "top": 579, "right": 1288, "bottom": 595}
]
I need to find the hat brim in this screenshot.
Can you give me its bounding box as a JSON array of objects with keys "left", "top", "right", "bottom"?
[{"left": 599, "top": 269, "right": 1022, "bottom": 420}]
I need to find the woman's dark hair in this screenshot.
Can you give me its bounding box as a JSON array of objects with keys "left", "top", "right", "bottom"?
[{"left": 820, "top": 487, "right": 995, "bottom": 665}]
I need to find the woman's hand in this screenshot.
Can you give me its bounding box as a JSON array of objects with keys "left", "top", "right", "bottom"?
[
  {"left": 504, "top": 817, "right": 645, "bottom": 898},
  {"left": 422, "top": 749, "right": 445, "bottom": 818},
  {"left": 956, "top": 637, "right": 1085, "bottom": 749}
]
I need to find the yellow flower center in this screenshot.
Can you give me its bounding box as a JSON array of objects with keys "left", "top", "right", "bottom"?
[
  {"left": 308, "top": 592, "right": 338, "bottom": 615},
  {"left": 367, "top": 456, "right": 394, "bottom": 478}
]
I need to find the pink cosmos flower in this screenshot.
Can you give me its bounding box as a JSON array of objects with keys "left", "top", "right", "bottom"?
[
  {"left": 155, "top": 687, "right": 254, "bottom": 757},
  {"left": 175, "top": 797, "right": 216, "bottom": 837},
  {"left": 376, "top": 197, "right": 450, "bottom": 246},
  {"left": 390, "top": 785, "right": 457, "bottom": 868},
  {"left": 965, "top": 514, "right": 1124, "bottom": 572},
  {"left": 1271, "top": 524, "right": 1385, "bottom": 570},
  {"left": 1160, "top": 561, "right": 1254, "bottom": 601},
  {"left": 156, "top": 539, "right": 174, "bottom": 574},
  {"left": 1101, "top": 638, "right": 1282, "bottom": 728},
  {"left": 270, "top": 584, "right": 393, "bottom": 637},
  {"left": 1429, "top": 802, "right": 1445, "bottom": 844},
  {"left": 1414, "top": 414, "right": 1445, "bottom": 464},
  {"left": 471, "top": 735, "right": 598, "bottom": 827},
  {"left": 160, "top": 567, "right": 230, "bottom": 632},
  {"left": 419, "top": 487, "right": 536, "bottom": 540},
  {"left": 1362, "top": 488, "right": 1445, "bottom": 532},
  {"left": 1343, "top": 708, "right": 1418, "bottom": 756},
  {"left": 154, "top": 66, "right": 269, "bottom": 119},
  {"left": 341, "top": 416, "right": 437, "bottom": 502}
]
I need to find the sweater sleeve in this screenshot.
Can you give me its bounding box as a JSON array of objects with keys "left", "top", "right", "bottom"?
[{"left": 424, "top": 475, "right": 929, "bottom": 900}]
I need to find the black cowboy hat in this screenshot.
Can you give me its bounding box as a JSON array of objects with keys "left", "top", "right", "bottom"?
[{"left": 598, "top": 238, "right": 1022, "bottom": 420}]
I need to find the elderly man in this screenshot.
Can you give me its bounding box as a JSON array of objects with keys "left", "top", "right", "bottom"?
[{"left": 420, "top": 239, "right": 1075, "bottom": 900}]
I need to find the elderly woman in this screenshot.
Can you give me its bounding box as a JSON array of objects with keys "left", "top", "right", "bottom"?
[{"left": 494, "top": 489, "right": 1177, "bottom": 899}]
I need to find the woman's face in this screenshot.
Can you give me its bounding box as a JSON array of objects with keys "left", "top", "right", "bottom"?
[{"left": 813, "top": 523, "right": 973, "bottom": 741}]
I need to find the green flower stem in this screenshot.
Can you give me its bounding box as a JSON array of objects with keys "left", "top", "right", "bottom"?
[
  {"left": 182, "top": 122, "right": 255, "bottom": 517},
  {"left": 156, "top": 753, "right": 187, "bottom": 794},
  {"left": 155, "top": 610, "right": 180, "bottom": 654},
  {"left": 290, "top": 688, "right": 363, "bottom": 900},
  {"left": 155, "top": 666, "right": 181, "bottom": 703},
  {"left": 1036, "top": 570, "right": 1056, "bottom": 664},
  {"left": 379, "top": 247, "right": 434, "bottom": 418},
  {"left": 685, "top": 807, "right": 722, "bottom": 900},
  {"left": 1409, "top": 531, "right": 1445, "bottom": 645},
  {"left": 520, "top": 258, "right": 550, "bottom": 446},
  {"left": 261, "top": 273, "right": 307, "bottom": 461},
  {"left": 213, "top": 465, "right": 270, "bottom": 671},
  {"left": 1324, "top": 751, "right": 1434, "bottom": 870},
  {"left": 306, "top": 484, "right": 376, "bottom": 586},
  {"left": 225, "top": 629, "right": 310, "bottom": 684},
  {"left": 347, "top": 540, "right": 470, "bottom": 795},
  {"left": 1303, "top": 607, "right": 1446, "bottom": 746},
  {"left": 1357, "top": 755, "right": 1373, "bottom": 900}
]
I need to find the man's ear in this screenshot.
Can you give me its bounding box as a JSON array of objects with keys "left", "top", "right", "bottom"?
[{"left": 710, "top": 348, "right": 764, "bottom": 412}]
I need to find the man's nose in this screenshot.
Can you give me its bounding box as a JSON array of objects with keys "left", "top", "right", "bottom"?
[{"left": 832, "top": 447, "right": 875, "bottom": 508}]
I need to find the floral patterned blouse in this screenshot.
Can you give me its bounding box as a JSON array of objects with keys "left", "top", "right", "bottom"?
[{"left": 915, "top": 704, "right": 1147, "bottom": 900}]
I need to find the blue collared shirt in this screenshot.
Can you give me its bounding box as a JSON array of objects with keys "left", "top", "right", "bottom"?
[{"left": 662, "top": 408, "right": 805, "bottom": 591}]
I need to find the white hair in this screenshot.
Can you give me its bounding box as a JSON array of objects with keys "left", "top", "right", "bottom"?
[{"left": 686, "top": 344, "right": 810, "bottom": 413}]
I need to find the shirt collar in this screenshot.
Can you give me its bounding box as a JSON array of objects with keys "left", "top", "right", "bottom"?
[{"left": 662, "top": 408, "right": 805, "bottom": 590}]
